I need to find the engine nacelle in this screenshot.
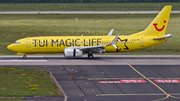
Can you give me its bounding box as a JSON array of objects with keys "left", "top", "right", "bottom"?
[{"left": 64, "top": 48, "right": 83, "bottom": 57}]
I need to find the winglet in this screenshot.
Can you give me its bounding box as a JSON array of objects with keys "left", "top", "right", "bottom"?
[
  {"left": 107, "top": 34, "right": 119, "bottom": 48},
  {"left": 107, "top": 29, "right": 114, "bottom": 36}
]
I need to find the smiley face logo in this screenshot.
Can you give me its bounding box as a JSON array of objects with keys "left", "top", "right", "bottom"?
[{"left": 153, "top": 20, "right": 166, "bottom": 31}]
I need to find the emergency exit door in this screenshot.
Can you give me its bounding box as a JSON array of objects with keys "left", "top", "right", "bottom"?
[
  {"left": 26, "top": 39, "right": 31, "bottom": 48},
  {"left": 140, "top": 38, "right": 144, "bottom": 47}
]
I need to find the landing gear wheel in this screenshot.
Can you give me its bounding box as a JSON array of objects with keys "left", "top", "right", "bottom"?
[
  {"left": 88, "top": 54, "right": 93, "bottom": 59},
  {"left": 23, "top": 55, "right": 26, "bottom": 59}
]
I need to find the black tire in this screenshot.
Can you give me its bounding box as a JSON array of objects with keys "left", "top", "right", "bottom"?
[
  {"left": 88, "top": 54, "right": 93, "bottom": 59},
  {"left": 23, "top": 55, "right": 26, "bottom": 59}
]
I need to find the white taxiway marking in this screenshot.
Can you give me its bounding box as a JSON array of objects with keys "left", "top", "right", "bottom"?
[
  {"left": 0, "top": 56, "right": 44, "bottom": 57},
  {"left": 0, "top": 60, "right": 47, "bottom": 62}
]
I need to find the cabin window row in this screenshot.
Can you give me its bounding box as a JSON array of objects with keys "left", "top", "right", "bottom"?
[{"left": 31, "top": 41, "right": 135, "bottom": 44}]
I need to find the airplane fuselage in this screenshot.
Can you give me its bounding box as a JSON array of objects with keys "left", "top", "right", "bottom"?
[{"left": 8, "top": 36, "right": 166, "bottom": 54}]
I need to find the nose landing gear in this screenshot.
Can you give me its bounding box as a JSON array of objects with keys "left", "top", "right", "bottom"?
[
  {"left": 23, "top": 55, "right": 26, "bottom": 59},
  {"left": 88, "top": 54, "right": 93, "bottom": 59}
]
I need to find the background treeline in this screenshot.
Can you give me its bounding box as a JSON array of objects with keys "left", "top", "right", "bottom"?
[{"left": 1, "top": 0, "right": 180, "bottom": 3}]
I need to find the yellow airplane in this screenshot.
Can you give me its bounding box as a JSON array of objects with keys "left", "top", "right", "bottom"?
[{"left": 7, "top": 6, "right": 172, "bottom": 59}]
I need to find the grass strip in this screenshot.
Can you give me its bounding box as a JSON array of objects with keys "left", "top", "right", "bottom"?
[
  {"left": 0, "top": 67, "right": 63, "bottom": 97},
  {"left": 0, "top": 3, "right": 180, "bottom": 11},
  {"left": 0, "top": 98, "right": 23, "bottom": 101}
]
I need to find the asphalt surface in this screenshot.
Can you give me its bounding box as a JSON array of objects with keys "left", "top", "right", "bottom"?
[
  {"left": 0, "top": 10, "right": 180, "bottom": 14},
  {"left": 1, "top": 55, "right": 180, "bottom": 101},
  {"left": 1, "top": 64, "right": 180, "bottom": 101}
]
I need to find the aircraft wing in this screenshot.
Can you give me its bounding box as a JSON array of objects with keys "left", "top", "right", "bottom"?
[
  {"left": 81, "top": 34, "right": 119, "bottom": 53},
  {"left": 67, "top": 34, "right": 119, "bottom": 53},
  {"left": 153, "top": 34, "right": 172, "bottom": 40},
  {"left": 79, "top": 45, "right": 106, "bottom": 53}
]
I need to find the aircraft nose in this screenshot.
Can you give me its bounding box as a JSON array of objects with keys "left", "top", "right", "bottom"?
[{"left": 7, "top": 44, "right": 14, "bottom": 51}]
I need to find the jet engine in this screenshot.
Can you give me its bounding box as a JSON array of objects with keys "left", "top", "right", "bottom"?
[{"left": 64, "top": 48, "right": 83, "bottom": 57}]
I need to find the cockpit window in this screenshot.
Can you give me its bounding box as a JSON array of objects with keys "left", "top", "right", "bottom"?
[{"left": 14, "top": 42, "right": 21, "bottom": 44}]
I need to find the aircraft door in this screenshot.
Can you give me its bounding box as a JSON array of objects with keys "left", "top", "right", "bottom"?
[
  {"left": 140, "top": 38, "right": 144, "bottom": 47},
  {"left": 26, "top": 39, "right": 31, "bottom": 48}
]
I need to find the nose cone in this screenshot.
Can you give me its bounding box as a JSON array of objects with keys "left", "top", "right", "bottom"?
[{"left": 7, "top": 44, "right": 14, "bottom": 51}]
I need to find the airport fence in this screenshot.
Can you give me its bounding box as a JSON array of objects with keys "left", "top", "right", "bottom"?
[{"left": 0, "top": 0, "right": 180, "bottom": 3}]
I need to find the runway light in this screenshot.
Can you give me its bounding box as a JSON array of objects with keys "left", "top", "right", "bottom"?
[
  {"left": 75, "top": 70, "right": 78, "bottom": 72},
  {"left": 71, "top": 68, "right": 73, "bottom": 71},
  {"left": 60, "top": 67, "right": 63, "bottom": 69},
  {"left": 92, "top": 89, "right": 94, "bottom": 91},
  {"left": 44, "top": 66, "right": 46, "bottom": 67},
  {"left": 86, "top": 82, "right": 88, "bottom": 84}
]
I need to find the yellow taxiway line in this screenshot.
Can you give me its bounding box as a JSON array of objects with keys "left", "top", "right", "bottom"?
[{"left": 127, "top": 63, "right": 180, "bottom": 101}]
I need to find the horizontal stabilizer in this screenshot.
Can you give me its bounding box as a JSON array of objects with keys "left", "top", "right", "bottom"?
[{"left": 153, "top": 34, "right": 172, "bottom": 40}]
